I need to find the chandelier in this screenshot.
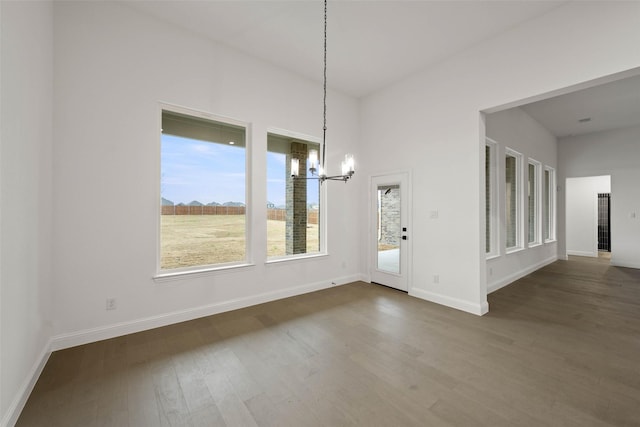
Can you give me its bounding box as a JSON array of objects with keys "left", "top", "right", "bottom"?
[{"left": 291, "top": 0, "right": 355, "bottom": 183}]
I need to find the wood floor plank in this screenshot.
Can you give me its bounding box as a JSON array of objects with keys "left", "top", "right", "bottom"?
[
  {"left": 204, "top": 369, "right": 258, "bottom": 427},
  {"left": 16, "top": 255, "right": 640, "bottom": 426}
]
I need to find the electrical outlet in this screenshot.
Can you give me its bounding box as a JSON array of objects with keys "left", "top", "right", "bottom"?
[
  {"left": 433, "top": 275, "right": 439, "bottom": 284},
  {"left": 106, "top": 298, "right": 117, "bottom": 310}
]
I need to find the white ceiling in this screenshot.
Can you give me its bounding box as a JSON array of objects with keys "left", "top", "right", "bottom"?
[
  {"left": 123, "top": 0, "right": 567, "bottom": 98},
  {"left": 519, "top": 74, "right": 640, "bottom": 138},
  {"left": 123, "top": 0, "right": 640, "bottom": 137}
]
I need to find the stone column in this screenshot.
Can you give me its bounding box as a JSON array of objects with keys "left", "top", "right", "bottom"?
[
  {"left": 380, "top": 186, "right": 401, "bottom": 247},
  {"left": 286, "top": 142, "right": 308, "bottom": 254}
]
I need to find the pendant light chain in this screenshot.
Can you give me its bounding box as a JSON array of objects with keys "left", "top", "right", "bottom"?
[{"left": 322, "top": 0, "right": 327, "bottom": 171}]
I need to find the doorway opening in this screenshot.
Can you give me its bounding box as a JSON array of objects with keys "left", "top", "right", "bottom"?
[{"left": 565, "top": 175, "right": 611, "bottom": 259}]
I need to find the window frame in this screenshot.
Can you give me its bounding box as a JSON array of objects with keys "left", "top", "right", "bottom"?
[
  {"left": 527, "top": 159, "right": 542, "bottom": 247},
  {"left": 505, "top": 147, "right": 524, "bottom": 254},
  {"left": 155, "top": 103, "right": 253, "bottom": 279},
  {"left": 265, "top": 127, "right": 327, "bottom": 264},
  {"left": 485, "top": 138, "right": 499, "bottom": 259},
  {"left": 544, "top": 166, "right": 557, "bottom": 243}
]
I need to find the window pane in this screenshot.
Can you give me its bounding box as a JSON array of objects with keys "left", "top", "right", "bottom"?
[
  {"left": 528, "top": 163, "right": 536, "bottom": 244},
  {"left": 267, "top": 133, "right": 320, "bottom": 258},
  {"left": 544, "top": 168, "right": 553, "bottom": 241},
  {"left": 160, "top": 110, "right": 246, "bottom": 270},
  {"left": 505, "top": 154, "right": 518, "bottom": 248},
  {"left": 486, "top": 145, "right": 491, "bottom": 253}
]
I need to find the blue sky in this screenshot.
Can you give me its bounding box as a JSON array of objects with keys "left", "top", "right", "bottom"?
[{"left": 161, "top": 134, "right": 319, "bottom": 207}]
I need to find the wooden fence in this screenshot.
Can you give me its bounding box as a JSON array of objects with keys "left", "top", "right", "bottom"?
[
  {"left": 161, "top": 205, "right": 245, "bottom": 215},
  {"left": 162, "top": 206, "right": 318, "bottom": 224}
]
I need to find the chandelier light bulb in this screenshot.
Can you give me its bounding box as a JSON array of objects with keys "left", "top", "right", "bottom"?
[
  {"left": 309, "top": 149, "right": 319, "bottom": 173},
  {"left": 290, "top": 158, "right": 300, "bottom": 177}
]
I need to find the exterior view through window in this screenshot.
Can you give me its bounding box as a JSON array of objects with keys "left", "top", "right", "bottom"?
[
  {"left": 486, "top": 145, "right": 491, "bottom": 253},
  {"left": 505, "top": 150, "right": 520, "bottom": 250},
  {"left": 267, "top": 133, "right": 321, "bottom": 258},
  {"left": 528, "top": 160, "right": 540, "bottom": 245},
  {"left": 485, "top": 139, "right": 498, "bottom": 257},
  {"left": 160, "top": 109, "right": 247, "bottom": 270},
  {"left": 544, "top": 167, "right": 555, "bottom": 241}
]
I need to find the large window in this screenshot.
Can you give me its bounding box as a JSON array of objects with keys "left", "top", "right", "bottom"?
[
  {"left": 528, "top": 159, "right": 541, "bottom": 246},
  {"left": 505, "top": 148, "right": 522, "bottom": 251},
  {"left": 160, "top": 108, "right": 248, "bottom": 271},
  {"left": 485, "top": 139, "right": 498, "bottom": 257},
  {"left": 544, "top": 166, "right": 556, "bottom": 242},
  {"left": 267, "top": 132, "right": 321, "bottom": 259}
]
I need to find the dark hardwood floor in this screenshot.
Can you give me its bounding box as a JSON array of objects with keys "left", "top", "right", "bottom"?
[{"left": 17, "top": 256, "right": 640, "bottom": 426}]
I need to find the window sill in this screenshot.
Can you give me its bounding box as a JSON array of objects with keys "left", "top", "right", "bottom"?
[
  {"left": 153, "top": 263, "right": 255, "bottom": 283},
  {"left": 486, "top": 253, "right": 500, "bottom": 261},
  {"left": 544, "top": 239, "right": 557, "bottom": 244},
  {"left": 505, "top": 246, "right": 525, "bottom": 255},
  {"left": 266, "top": 252, "right": 328, "bottom": 265},
  {"left": 528, "top": 242, "right": 543, "bottom": 249}
]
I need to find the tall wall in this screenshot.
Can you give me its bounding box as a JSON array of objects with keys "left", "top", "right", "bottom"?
[
  {"left": 51, "top": 1, "right": 361, "bottom": 348},
  {"left": 485, "top": 107, "right": 558, "bottom": 293},
  {"left": 0, "top": 1, "right": 54, "bottom": 425},
  {"left": 360, "top": 1, "right": 640, "bottom": 313},
  {"left": 559, "top": 125, "right": 640, "bottom": 268}
]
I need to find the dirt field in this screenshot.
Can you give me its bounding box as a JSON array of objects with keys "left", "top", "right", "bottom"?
[{"left": 161, "top": 215, "right": 319, "bottom": 269}]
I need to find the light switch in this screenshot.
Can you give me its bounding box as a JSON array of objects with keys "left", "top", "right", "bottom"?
[{"left": 429, "top": 210, "right": 438, "bottom": 219}]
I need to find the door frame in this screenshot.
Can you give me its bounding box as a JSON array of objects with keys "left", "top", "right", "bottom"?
[{"left": 369, "top": 171, "right": 412, "bottom": 292}]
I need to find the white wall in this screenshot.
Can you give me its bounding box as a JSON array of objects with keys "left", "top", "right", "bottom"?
[
  {"left": 559, "top": 126, "right": 640, "bottom": 268},
  {"left": 51, "top": 1, "right": 362, "bottom": 348},
  {"left": 485, "top": 107, "right": 557, "bottom": 293},
  {"left": 360, "top": 1, "right": 640, "bottom": 314},
  {"left": 565, "top": 176, "right": 610, "bottom": 257},
  {"left": 0, "top": 1, "right": 54, "bottom": 425}
]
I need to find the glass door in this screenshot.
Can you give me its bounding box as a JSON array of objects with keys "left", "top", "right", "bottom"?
[{"left": 371, "top": 173, "right": 409, "bottom": 291}]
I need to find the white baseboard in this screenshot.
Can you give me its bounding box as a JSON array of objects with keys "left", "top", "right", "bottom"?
[
  {"left": 610, "top": 258, "right": 640, "bottom": 269},
  {"left": 487, "top": 255, "right": 557, "bottom": 294},
  {"left": 51, "top": 275, "right": 361, "bottom": 351},
  {"left": 409, "top": 288, "right": 488, "bottom": 316},
  {"left": 1, "top": 341, "right": 51, "bottom": 427},
  {"left": 567, "top": 250, "right": 597, "bottom": 257},
  {"left": 355, "top": 273, "right": 368, "bottom": 283}
]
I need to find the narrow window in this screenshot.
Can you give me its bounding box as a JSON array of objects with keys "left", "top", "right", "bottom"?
[
  {"left": 528, "top": 159, "right": 541, "bottom": 245},
  {"left": 544, "top": 166, "right": 556, "bottom": 242},
  {"left": 505, "top": 148, "right": 522, "bottom": 251},
  {"left": 267, "top": 133, "right": 321, "bottom": 259},
  {"left": 160, "top": 108, "right": 248, "bottom": 271},
  {"left": 485, "top": 139, "right": 498, "bottom": 257}
]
